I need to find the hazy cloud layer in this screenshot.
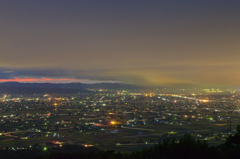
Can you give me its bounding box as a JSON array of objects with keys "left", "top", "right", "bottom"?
[{"left": 1, "top": 0, "right": 240, "bottom": 87}]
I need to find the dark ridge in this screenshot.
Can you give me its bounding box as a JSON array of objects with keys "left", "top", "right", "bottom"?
[{"left": 0, "top": 82, "right": 141, "bottom": 94}]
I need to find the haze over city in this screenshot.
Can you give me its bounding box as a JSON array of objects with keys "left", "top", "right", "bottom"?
[
  {"left": 1, "top": 0, "right": 240, "bottom": 88},
  {"left": 1, "top": 1, "right": 240, "bottom": 159}
]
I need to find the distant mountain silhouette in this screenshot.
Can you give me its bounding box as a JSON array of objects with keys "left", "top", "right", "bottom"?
[{"left": 0, "top": 82, "right": 140, "bottom": 94}]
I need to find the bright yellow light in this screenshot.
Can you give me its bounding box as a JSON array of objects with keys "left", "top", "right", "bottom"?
[{"left": 111, "top": 121, "right": 115, "bottom": 124}]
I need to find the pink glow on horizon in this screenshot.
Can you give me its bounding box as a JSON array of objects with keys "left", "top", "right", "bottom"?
[{"left": 0, "top": 77, "right": 78, "bottom": 82}]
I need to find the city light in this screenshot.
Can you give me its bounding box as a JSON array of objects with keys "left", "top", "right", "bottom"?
[
  {"left": 111, "top": 121, "right": 115, "bottom": 124},
  {"left": 0, "top": 1, "right": 240, "bottom": 158}
]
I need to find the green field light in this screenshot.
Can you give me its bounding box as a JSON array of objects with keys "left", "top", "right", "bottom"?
[{"left": 43, "top": 147, "right": 47, "bottom": 151}]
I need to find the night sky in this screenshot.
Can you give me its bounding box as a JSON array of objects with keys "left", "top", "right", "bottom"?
[{"left": 1, "top": 0, "right": 240, "bottom": 88}]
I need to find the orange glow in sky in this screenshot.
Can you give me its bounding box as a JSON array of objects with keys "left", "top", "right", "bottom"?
[
  {"left": 1, "top": 1, "right": 240, "bottom": 87},
  {"left": 0, "top": 77, "right": 77, "bottom": 82}
]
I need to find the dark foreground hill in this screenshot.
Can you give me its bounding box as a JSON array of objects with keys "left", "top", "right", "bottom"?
[
  {"left": 0, "top": 145, "right": 100, "bottom": 159},
  {"left": 2, "top": 125, "right": 240, "bottom": 159}
]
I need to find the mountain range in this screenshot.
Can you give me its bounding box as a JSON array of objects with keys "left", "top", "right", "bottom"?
[{"left": 0, "top": 82, "right": 140, "bottom": 94}]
